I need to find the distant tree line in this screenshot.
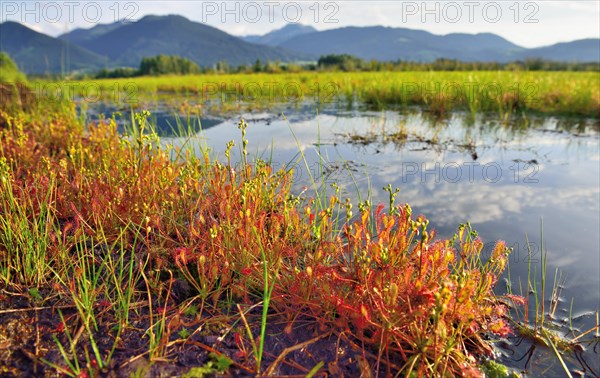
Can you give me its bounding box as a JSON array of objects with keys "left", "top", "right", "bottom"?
[
  {"left": 95, "top": 55, "right": 201, "bottom": 78},
  {"left": 315, "top": 54, "right": 600, "bottom": 72},
  {"left": 93, "top": 54, "right": 599, "bottom": 78},
  {"left": 93, "top": 56, "right": 309, "bottom": 78}
]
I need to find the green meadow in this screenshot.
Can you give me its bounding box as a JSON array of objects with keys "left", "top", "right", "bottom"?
[{"left": 48, "top": 71, "right": 600, "bottom": 118}]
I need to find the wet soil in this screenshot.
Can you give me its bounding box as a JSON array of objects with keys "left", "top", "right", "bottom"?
[{"left": 0, "top": 288, "right": 391, "bottom": 377}]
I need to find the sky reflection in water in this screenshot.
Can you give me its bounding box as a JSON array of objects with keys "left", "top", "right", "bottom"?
[{"left": 96, "top": 103, "right": 599, "bottom": 374}]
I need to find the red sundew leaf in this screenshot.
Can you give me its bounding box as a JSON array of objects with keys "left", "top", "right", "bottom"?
[
  {"left": 468, "top": 322, "right": 480, "bottom": 334},
  {"left": 360, "top": 304, "right": 371, "bottom": 322},
  {"left": 240, "top": 267, "right": 253, "bottom": 276},
  {"left": 493, "top": 304, "right": 507, "bottom": 318},
  {"left": 62, "top": 221, "right": 74, "bottom": 236},
  {"left": 492, "top": 241, "right": 507, "bottom": 259},
  {"left": 490, "top": 319, "right": 512, "bottom": 337},
  {"left": 55, "top": 321, "right": 65, "bottom": 334},
  {"left": 504, "top": 294, "right": 526, "bottom": 306},
  {"left": 460, "top": 364, "right": 484, "bottom": 378},
  {"left": 354, "top": 314, "right": 370, "bottom": 330},
  {"left": 234, "top": 332, "right": 243, "bottom": 347},
  {"left": 473, "top": 239, "right": 484, "bottom": 254},
  {"left": 417, "top": 288, "right": 436, "bottom": 308},
  {"left": 257, "top": 212, "right": 266, "bottom": 230},
  {"left": 172, "top": 246, "right": 195, "bottom": 266},
  {"left": 375, "top": 203, "right": 385, "bottom": 219}
]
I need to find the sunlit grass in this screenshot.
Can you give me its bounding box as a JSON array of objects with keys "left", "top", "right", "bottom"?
[{"left": 38, "top": 71, "right": 600, "bottom": 118}]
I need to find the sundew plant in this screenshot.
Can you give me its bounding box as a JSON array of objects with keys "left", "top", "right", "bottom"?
[{"left": 0, "top": 95, "right": 519, "bottom": 376}]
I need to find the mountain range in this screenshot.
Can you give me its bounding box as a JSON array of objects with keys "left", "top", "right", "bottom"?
[
  {"left": 279, "top": 26, "right": 528, "bottom": 62},
  {"left": 242, "top": 24, "right": 317, "bottom": 46},
  {"left": 1, "top": 15, "right": 598, "bottom": 74},
  {"left": 0, "top": 21, "right": 109, "bottom": 74}
]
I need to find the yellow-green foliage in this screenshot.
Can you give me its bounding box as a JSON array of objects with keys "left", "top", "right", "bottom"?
[
  {"left": 51, "top": 71, "right": 600, "bottom": 117},
  {"left": 0, "top": 53, "right": 27, "bottom": 84}
]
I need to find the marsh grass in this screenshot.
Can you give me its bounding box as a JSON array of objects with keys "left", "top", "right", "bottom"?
[
  {"left": 0, "top": 96, "right": 561, "bottom": 376},
  {"left": 44, "top": 71, "right": 600, "bottom": 118},
  {"left": 503, "top": 221, "right": 600, "bottom": 376},
  {"left": 0, "top": 164, "right": 56, "bottom": 287}
]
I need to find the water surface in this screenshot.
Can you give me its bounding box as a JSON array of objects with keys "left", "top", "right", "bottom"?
[{"left": 86, "top": 101, "right": 600, "bottom": 376}]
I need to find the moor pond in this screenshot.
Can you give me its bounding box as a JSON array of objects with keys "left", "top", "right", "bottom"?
[{"left": 84, "top": 97, "right": 600, "bottom": 376}]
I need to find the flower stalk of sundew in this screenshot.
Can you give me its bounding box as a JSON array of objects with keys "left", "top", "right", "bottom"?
[
  {"left": 225, "top": 140, "right": 236, "bottom": 181},
  {"left": 238, "top": 119, "right": 249, "bottom": 169}
]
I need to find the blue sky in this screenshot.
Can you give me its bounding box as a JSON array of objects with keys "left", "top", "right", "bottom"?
[{"left": 2, "top": 1, "right": 599, "bottom": 48}]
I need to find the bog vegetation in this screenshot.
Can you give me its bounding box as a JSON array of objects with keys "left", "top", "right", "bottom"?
[
  {"left": 58, "top": 70, "right": 600, "bottom": 118},
  {"left": 1, "top": 53, "right": 598, "bottom": 377},
  {"left": 0, "top": 53, "right": 524, "bottom": 377}
]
